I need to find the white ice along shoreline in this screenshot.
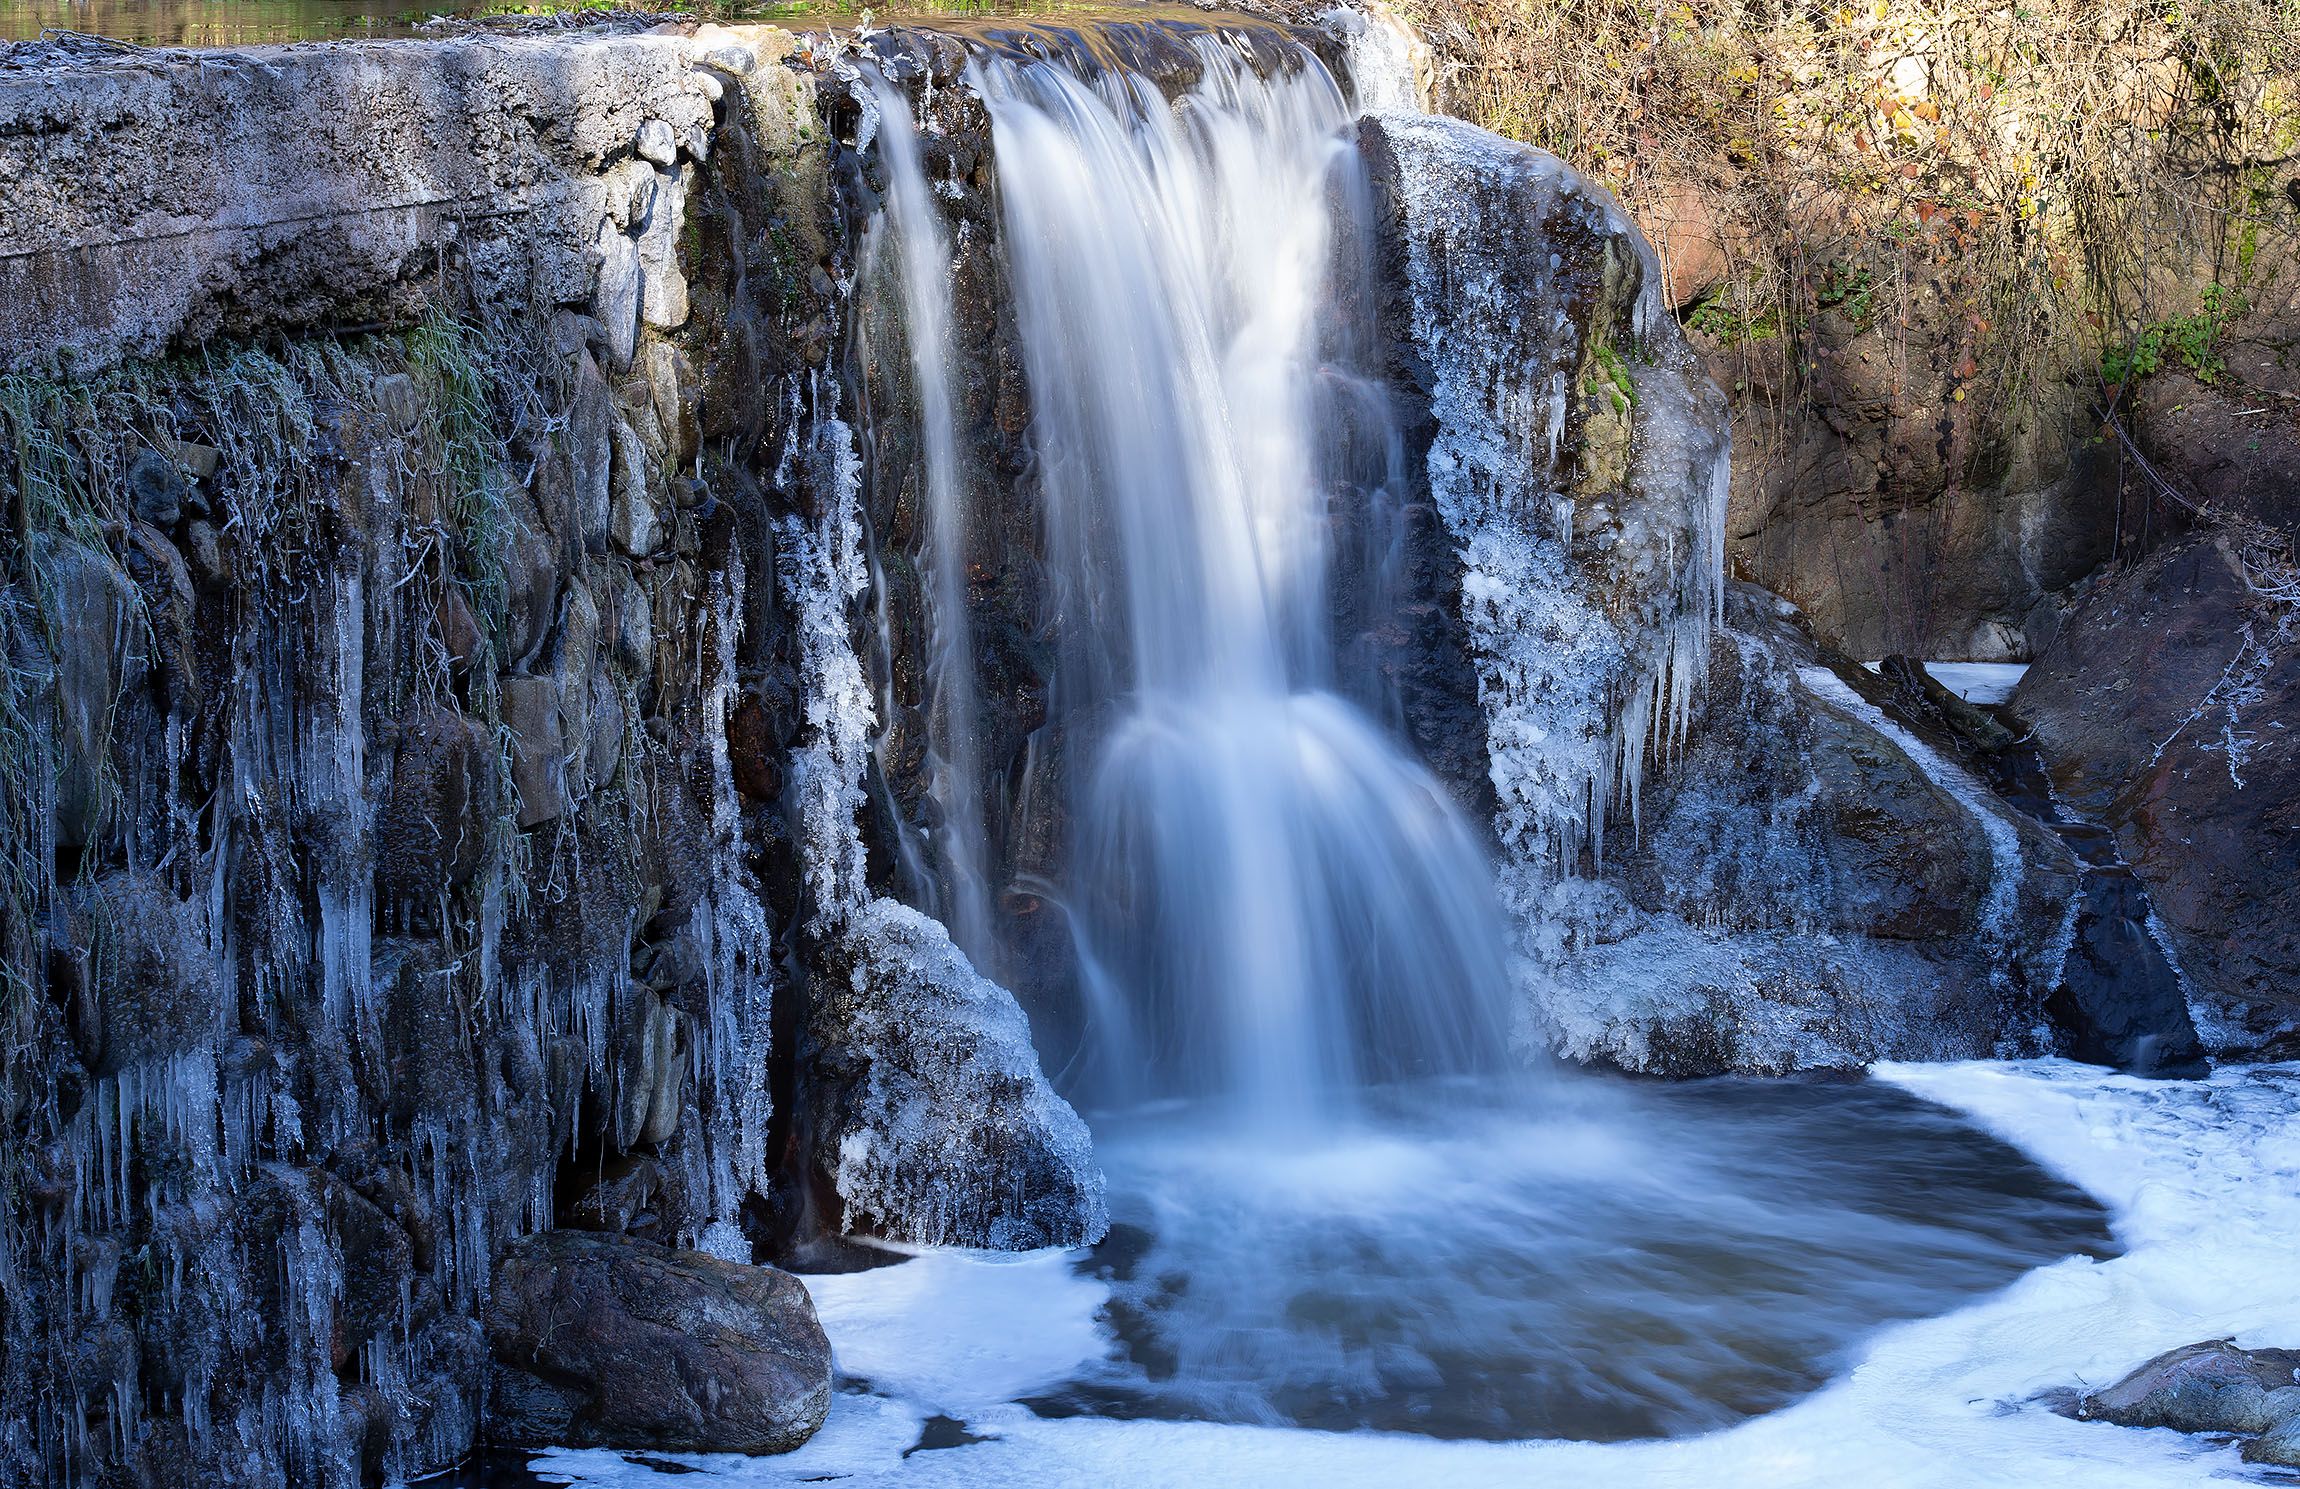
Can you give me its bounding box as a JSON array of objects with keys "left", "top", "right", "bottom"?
[{"left": 527, "top": 1059, "right": 2300, "bottom": 1489}]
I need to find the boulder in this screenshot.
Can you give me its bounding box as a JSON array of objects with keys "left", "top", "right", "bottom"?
[
  {"left": 126, "top": 449, "right": 188, "bottom": 529},
  {"left": 2249, "top": 1398, "right": 2300, "bottom": 1466},
  {"left": 806, "top": 898, "right": 1107, "bottom": 1250},
  {"left": 2011, "top": 530, "right": 2300, "bottom": 1051},
  {"left": 485, "top": 1231, "right": 831, "bottom": 1454},
  {"left": 2085, "top": 1340, "right": 2300, "bottom": 1435},
  {"left": 1537, "top": 585, "right": 2084, "bottom": 1075},
  {"left": 609, "top": 415, "right": 665, "bottom": 559}
]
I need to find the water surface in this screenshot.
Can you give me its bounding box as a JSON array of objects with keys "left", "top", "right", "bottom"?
[
  {"left": 1029, "top": 1073, "right": 2114, "bottom": 1441},
  {"left": 0, "top": 0, "right": 1146, "bottom": 45}
]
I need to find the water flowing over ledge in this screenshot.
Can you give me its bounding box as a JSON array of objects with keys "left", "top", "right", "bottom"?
[{"left": 0, "top": 7, "right": 2261, "bottom": 1484}]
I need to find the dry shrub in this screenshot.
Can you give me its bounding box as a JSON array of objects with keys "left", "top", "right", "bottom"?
[{"left": 1393, "top": 0, "right": 2300, "bottom": 406}]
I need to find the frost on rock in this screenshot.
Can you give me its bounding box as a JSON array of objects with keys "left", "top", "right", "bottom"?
[
  {"left": 775, "top": 386, "right": 1105, "bottom": 1250},
  {"left": 1322, "top": 4, "right": 1426, "bottom": 114},
  {"left": 1528, "top": 589, "right": 2079, "bottom": 1075},
  {"left": 810, "top": 899, "right": 1108, "bottom": 1250},
  {"left": 1367, "top": 112, "right": 1729, "bottom": 1002},
  {"left": 773, "top": 390, "right": 877, "bottom": 927}
]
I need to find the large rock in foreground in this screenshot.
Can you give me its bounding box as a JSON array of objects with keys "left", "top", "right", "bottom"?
[
  {"left": 486, "top": 1232, "right": 832, "bottom": 1454},
  {"left": 2069, "top": 1339, "right": 2300, "bottom": 1465},
  {"left": 2012, "top": 529, "right": 2300, "bottom": 1052}
]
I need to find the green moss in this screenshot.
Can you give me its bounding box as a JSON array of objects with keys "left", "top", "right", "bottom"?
[
  {"left": 2101, "top": 283, "right": 2243, "bottom": 387},
  {"left": 1589, "top": 342, "right": 1639, "bottom": 412},
  {"left": 1685, "top": 285, "right": 1781, "bottom": 344},
  {"left": 1816, "top": 260, "right": 1878, "bottom": 329}
]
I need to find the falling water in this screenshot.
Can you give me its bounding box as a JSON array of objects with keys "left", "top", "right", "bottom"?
[
  {"left": 868, "top": 77, "right": 997, "bottom": 966},
  {"left": 936, "top": 42, "right": 1516, "bottom": 1124}
]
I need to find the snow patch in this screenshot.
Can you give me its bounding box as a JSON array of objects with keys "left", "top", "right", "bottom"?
[{"left": 1861, "top": 660, "right": 2031, "bottom": 706}]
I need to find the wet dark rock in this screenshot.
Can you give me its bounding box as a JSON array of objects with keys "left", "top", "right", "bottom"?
[
  {"left": 565, "top": 1156, "right": 666, "bottom": 1233},
  {"left": 76, "top": 874, "right": 222, "bottom": 1077},
  {"left": 607, "top": 984, "right": 686, "bottom": 1151},
  {"left": 1557, "top": 585, "right": 2084, "bottom": 1074},
  {"left": 500, "top": 675, "right": 569, "bottom": 829},
  {"left": 378, "top": 707, "right": 498, "bottom": 912},
  {"left": 34, "top": 535, "right": 141, "bottom": 848},
  {"left": 127, "top": 449, "right": 189, "bottom": 529},
  {"left": 2012, "top": 531, "right": 2300, "bottom": 1052},
  {"left": 568, "top": 349, "right": 619, "bottom": 555},
  {"left": 503, "top": 504, "right": 562, "bottom": 670},
  {"left": 322, "top": 1172, "right": 417, "bottom": 1366},
  {"left": 2250, "top": 1402, "right": 2300, "bottom": 1466},
  {"left": 486, "top": 1231, "right": 832, "bottom": 1454}
]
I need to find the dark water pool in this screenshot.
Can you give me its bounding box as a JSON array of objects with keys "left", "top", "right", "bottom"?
[{"left": 1026, "top": 1073, "right": 2114, "bottom": 1442}]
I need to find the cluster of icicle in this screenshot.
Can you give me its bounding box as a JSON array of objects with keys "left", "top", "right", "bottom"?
[
  {"left": 0, "top": 330, "right": 782, "bottom": 1487},
  {"left": 1374, "top": 109, "right": 1730, "bottom": 960}
]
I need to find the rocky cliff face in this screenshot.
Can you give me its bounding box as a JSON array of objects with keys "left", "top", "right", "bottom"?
[
  {"left": 2012, "top": 528, "right": 2300, "bottom": 1055},
  {"left": 1352, "top": 113, "right": 2092, "bottom": 1075},
  {"left": 0, "top": 23, "right": 1099, "bottom": 1487}
]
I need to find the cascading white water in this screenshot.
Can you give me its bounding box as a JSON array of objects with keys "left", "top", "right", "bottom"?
[
  {"left": 958, "top": 42, "right": 1514, "bottom": 1124},
  {"left": 866, "top": 78, "right": 998, "bottom": 968}
]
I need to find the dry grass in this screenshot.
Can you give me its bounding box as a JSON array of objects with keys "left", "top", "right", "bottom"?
[{"left": 1394, "top": 0, "right": 2300, "bottom": 406}]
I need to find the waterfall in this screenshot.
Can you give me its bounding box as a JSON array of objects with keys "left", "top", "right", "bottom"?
[
  {"left": 876, "top": 40, "right": 1519, "bottom": 1125},
  {"left": 867, "top": 77, "right": 998, "bottom": 968}
]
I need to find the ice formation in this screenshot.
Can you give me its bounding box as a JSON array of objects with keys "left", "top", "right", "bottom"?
[
  {"left": 1373, "top": 110, "right": 1730, "bottom": 953},
  {"left": 0, "top": 325, "right": 786, "bottom": 1484},
  {"left": 810, "top": 898, "right": 1107, "bottom": 1250},
  {"left": 1320, "top": 3, "right": 1426, "bottom": 113},
  {"left": 774, "top": 374, "right": 1105, "bottom": 1248}
]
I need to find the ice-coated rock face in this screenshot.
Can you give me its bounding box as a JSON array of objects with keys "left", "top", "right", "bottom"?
[
  {"left": 1361, "top": 112, "right": 2094, "bottom": 1074},
  {"left": 1537, "top": 586, "right": 2086, "bottom": 1075},
  {"left": 0, "top": 27, "right": 844, "bottom": 1488},
  {"left": 1364, "top": 110, "right": 1728, "bottom": 895},
  {"left": 808, "top": 898, "right": 1108, "bottom": 1249}
]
